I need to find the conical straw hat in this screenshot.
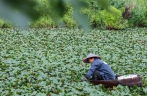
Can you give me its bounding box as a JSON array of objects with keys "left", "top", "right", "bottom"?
[{"left": 83, "top": 53, "right": 101, "bottom": 63}]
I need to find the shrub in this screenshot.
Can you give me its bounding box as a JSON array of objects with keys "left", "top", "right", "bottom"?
[
  {"left": 0, "top": 19, "right": 4, "bottom": 27},
  {"left": 62, "top": 4, "right": 78, "bottom": 28},
  {"left": 89, "top": 11, "right": 104, "bottom": 28},
  {"left": 142, "top": 8, "right": 147, "bottom": 27},
  {"left": 109, "top": 0, "right": 126, "bottom": 8},
  {"left": 81, "top": 0, "right": 104, "bottom": 29},
  {"left": 0, "top": 19, "right": 13, "bottom": 28},
  {"left": 101, "top": 6, "right": 128, "bottom": 30},
  {"left": 63, "top": 14, "right": 77, "bottom": 28},
  {"left": 128, "top": 0, "right": 147, "bottom": 27},
  {"left": 81, "top": 7, "right": 104, "bottom": 28},
  {"left": 30, "top": 16, "right": 55, "bottom": 28}
]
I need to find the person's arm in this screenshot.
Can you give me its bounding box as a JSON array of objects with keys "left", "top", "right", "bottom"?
[
  {"left": 85, "top": 62, "right": 97, "bottom": 79},
  {"left": 85, "top": 59, "right": 102, "bottom": 79}
]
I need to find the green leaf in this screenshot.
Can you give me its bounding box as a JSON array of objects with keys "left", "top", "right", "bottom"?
[
  {"left": 49, "top": 0, "right": 66, "bottom": 18},
  {"left": 73, "top": 11, "right": 90, "bottom": 31},
  {"left": 32, "top": 91, "right": 37, "bottom": 95},
  {"left": 0, "top": 1, "right": 30, "bottom": 28},
  {"left": 97, "top": 0, "right": 110, "bottom": 11},
  {"left": 143, "top": 88, "right": 147, "bottom": 94},
  {"left": 142, "top": 59, "right": 147, "bottom": 63},
  {"left": 3, "top": 0, "right": 40, "bottom": 20},
  {"left": 65, "top": 0, "right": 90, "bottom": 31}
]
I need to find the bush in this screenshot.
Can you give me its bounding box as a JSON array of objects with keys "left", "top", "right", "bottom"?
[
  {"left": 82, "top": 7, "right": 104, "bottom": 28},
  {"left": 128, "top": 0, "right": 147, "bottom": 27},
  {"left": 101, "top": 6, "right": 128, "bottom": 30},
  {"left": 81, "top": 0, "right": 104, "bottom": 29},
  {"left": 63, "top": 14, "right": 77, "bottom": 28},
  {"left": 109, "top": 0, "right": 126, "bottom": 8},
  {"left": 0, "top": 19, "right": 13, "bottom": 28},
  {"left": 30, "top": 16, "right": 55, "bottom": 28},
  {"left": 89, "top": 11, "right": 104, "bottom": 28},
  {"left": 0, "top": 19, "right": 4, "bottom": 27},
  {"left": 62, "top": 5, "right": 78, "bottom": 28},
  {"left": 142, "top": 9, "right": 147, "bottom": 27},
  {"left": 30, "top": 0, "right": 57, "bottom": 28}
]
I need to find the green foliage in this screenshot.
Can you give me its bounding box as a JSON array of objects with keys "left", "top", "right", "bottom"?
[
  {"left": 83, "top": 9, "right": 104, "bottom": 28},
  {"left": 81, "top": 1, "right": 104, "bottom": 28},
  {"left": 0, "top": 19, "right": 4, "bottom": 27},
  {"left": 108, "top": 0, "right": 135, "bottom": 8},
  {"left": 32, "top": 3, "right": 78, "bottom": 28},
  {"left": 101, "top": 6, "right": 127, "bottom": 29},
  {"left": 62, "top": 5, "right": 78, "bottom": 28},
  {"left": 4, "top": 0, "right": 41, "bottom": 20},
  {"left": 0, "top": 28, "right": 147, "bottom": 95},
  {"left": 63, "top": 14, "right": 78, "bottom": 28},
  {"left": 0, "top": 0, "right": 40, "bottom": 28},
  {"left": 1, "top": 0, "right": 147, "bottom": 29},
  {"left": 30, "top": 16, "right": 55, "bottom": 28},
  {"left": 129, "top": 0, "right": 147, "bottom": 27},
  {"left": 89, "top": 11, "right": 103, "bottom": 28},
  {"left": 108, "top": 0, "right": 147, "bottom": 27},
  {"left": 1, "top": 0, "right": 96, "bottom": 30},
  {"left": 0, "top": 19, "right": 13, "bottom": 28},
  {"left": 143, "top": 9, "right": 147, "bottom": 26},
  {"left": 109, "top": 0, "right": 125, "bottom": 8}
]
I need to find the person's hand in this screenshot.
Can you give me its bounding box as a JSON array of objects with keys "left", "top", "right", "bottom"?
[{"left": 81, "top": 77, "right": 87, "bottom": 82}]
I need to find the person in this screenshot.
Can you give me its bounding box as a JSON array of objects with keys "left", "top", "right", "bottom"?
[{"left": 82, "top": 53, "right": 115, "bottom": 81}]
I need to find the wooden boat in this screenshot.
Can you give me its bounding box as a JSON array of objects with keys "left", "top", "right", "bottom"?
[{"left": 89, "top": 75, "right": 143, "bottom": 88}]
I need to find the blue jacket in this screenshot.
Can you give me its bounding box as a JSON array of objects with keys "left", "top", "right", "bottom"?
[{"left": 85, "top": 59, "right": 115, "bottom": 80}]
